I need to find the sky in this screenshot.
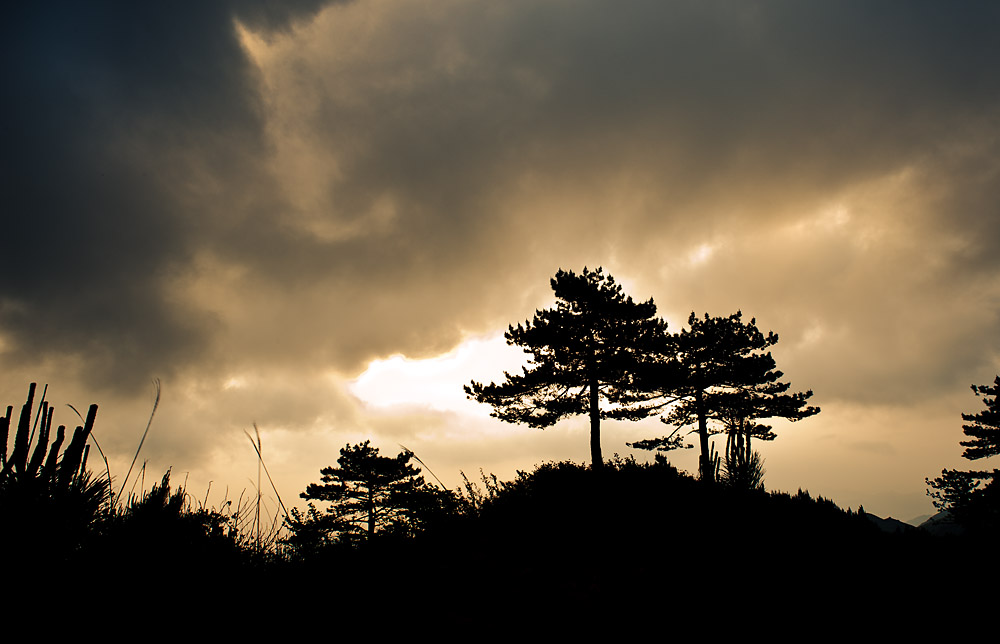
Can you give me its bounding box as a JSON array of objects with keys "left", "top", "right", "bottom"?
[{"left": 4, "top": 1, "right": 1000, "bottom": 525}]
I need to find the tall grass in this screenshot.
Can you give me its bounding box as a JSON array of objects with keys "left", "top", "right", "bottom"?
[
  {"left": 242, "top": 424, "right": 290, "bottom": 555},
  {"left": 114, "top": 378, "right": 160, "bottom": 508},
  {"left": 1, "top": 383, "right": 109, "bottom": 560},
  {"left": 1, "top": 382, "right": 294, "bottom": 571}
]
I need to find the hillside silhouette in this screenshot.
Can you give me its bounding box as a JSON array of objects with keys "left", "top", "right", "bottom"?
[
  {"left": 255, "top": 457, "right": 991, "bottom": 623},
  {"left": 4, "top": 458, "right": 994, "bottom": 627}
]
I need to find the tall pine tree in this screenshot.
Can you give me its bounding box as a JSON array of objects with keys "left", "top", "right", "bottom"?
[
  {"left": 927, "top": 376, "right": 1000, "bottom": 530},
  {"left": 465, "top": 267, "right": 668, "bottom": 469},
  {"left": 632, "top": 312, "right": 818, "bottom": 484},
  {"left": 959, "top": 376, "right": 1000, "bottom": 460}
]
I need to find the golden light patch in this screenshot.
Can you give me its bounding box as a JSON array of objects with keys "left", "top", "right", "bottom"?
[
  {"left": 687, "top": 242, "right": 715, "bottom": 266},
  {"left": 349, "top": 333, "right": 529, "bottom": 414},
  {"left": 232, "top": 20, "right": 270, "bottom": 68},
  {"left": 223, "top": 377, "right": 246, "bottom": 390}
]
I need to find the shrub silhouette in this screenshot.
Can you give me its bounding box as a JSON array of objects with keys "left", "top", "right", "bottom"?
[
  {"left": 93, "top": 470, "right": 243, "bottom": 580},
  {"left": 284, "top": 441, "right": 454, "bottom": 555},
  {"left": 2, "top": 384, "right": 243, "bottom": 584},
  {"left": 1, "top": 383, "right": 108, "bottom": 562}
]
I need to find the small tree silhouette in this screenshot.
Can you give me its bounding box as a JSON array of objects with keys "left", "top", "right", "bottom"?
[
  {"left": 958, "top": 376, "right": 1000, "bottom": 460},
  {"left": 285, "top": 441, "right": 447, "bottom": 551},
  {"left": 927, "top": 376, "right": 1000, "bottom": 531}
]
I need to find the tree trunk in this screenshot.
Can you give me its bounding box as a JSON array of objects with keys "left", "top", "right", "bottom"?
[
  {"left": 367, "top": 487, "right": 375, "bottom": 538},
  {"left": 589, "top": 345, "right": 603, "bottom": 470},
  {"left": 696, "top": 390, "right": 713, "bottom": 483},
  {"left": 735, "top": 418, "right": 745, "bottom": 465}
]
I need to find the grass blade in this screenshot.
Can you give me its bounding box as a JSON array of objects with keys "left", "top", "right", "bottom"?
[{"left": 117, "top": 379, "right": 161, "bottom": 504}]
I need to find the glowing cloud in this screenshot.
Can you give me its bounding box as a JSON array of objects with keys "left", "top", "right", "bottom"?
[{"left": 349, "top": 334, "right": 530, "bottom": 415}]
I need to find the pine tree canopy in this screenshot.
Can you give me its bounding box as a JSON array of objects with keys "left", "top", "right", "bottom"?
[
  {"left": 960, "top": 376, "right": 1000, "bottom": 460},
  {"left": 291, "top": 441, "right": 439, "bottom": 544},
  {"left": 926, "top": 376, "right": 1000, "bottom": 529},
  {"left": 632, "top": 311, "right": 819, "bottom": 482},
  {"left": 465, "top": 267, "right": 668, "bottom": 467}
]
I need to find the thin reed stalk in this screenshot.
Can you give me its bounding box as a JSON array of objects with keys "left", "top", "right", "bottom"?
[
  {"left": 244, "top": 425, "right": 290, "bottom": 524},
  {"left": 116, "top": 379, "right": 160, "bottom": 505},
  {"left": 399, "top": 443, "right": 449, "bottom": 491}
]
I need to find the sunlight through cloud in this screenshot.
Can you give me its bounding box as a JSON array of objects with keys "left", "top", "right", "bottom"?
[
  {"left": 349, "top": 334, "right": 530, "bottom": 415},
  {"left": 687, "top": 242, "right": 715, "bottom": 267}
]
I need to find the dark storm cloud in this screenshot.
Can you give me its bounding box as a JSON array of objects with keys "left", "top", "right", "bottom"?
[
  {"left": 5, "top": 0, "right": 999, "bottom": 522},
  {"left": 1, "top": 1, "right": 334, "bottom": 391},
  {"left": 213, "top": 0, "right": 1000, "bottom": 395},
  {"left": 300, "top": 1, "right": 997, "bottom": 246},
  {"left": 5, "top": 0, "right": 1000, "bottom": 404}
]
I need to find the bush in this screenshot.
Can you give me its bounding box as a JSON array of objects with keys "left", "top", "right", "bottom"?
[{"left": 1, "top": 383, "right": 109, "bottom": 562}]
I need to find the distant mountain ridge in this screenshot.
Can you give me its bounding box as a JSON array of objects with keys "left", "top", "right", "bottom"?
[
  {"left": 864, "top": 512, "right": 914, "bottom": 534},
  {"left": 916, "top": 510, "right": 965, "bottom": 536}
]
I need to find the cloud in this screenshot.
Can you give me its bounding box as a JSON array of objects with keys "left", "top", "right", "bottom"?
[
  {"left": 1, "top": 2, "right": 334, "bottom": 392},
  {"left": 226, "top": 0, "right": 1000, "bottom": 399},
  {"left": 4, "top": 1, "right": 1000, "bottom": 520},
  {"left": 7, "top": 1, "right": 1000, "bottom": 390}
]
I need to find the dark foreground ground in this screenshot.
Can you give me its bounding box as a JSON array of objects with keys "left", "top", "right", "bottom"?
[{"left": 5, "top": 460, "right": 995, "bottom": 629}]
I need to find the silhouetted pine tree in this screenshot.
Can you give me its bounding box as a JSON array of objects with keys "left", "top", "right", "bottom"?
[
  {"left": 465, "top": 267, "right": 667, "bottom": 469},
  {"left": 927, "top": 376, "right": 1000, "bottom": 532},
  {"left": 632, "top": 312, "right": 818, "bottom": 484},
  {"left": 285, "top": 441, "right": 448, "bottom": 551},
  {"left": 959, "top": 376, "right": 1000, "bottom": 460}
]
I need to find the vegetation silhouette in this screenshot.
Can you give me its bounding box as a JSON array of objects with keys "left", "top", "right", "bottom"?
[
  {"left": 631, "top": 311, "right": 819, "bottom": 484},
  {"left": 284, "top": 440, "right": 454, "bottom": 556},
  {"left": 927, "top": 375, "right": 1000, "bottom": 534},
  {"left": 465, "top": 269, "right": 818, "bottom": 482},
  {"left": 1, "top": 383, "right": 107, "bottom": 561},
  {"left": 332, "top": 457, "right": 954, "bottom": 619},
  {"left": 92, "top": 470, "right": 245, "bottom": 584},
  {"left": 466, "top": 267, "right": 669, "bottom": 469},
  {"left": 1, "top": 384, "right": 255, "bottom": 595},
  {"left": 1, "top": 377, "right": 990, "bottom": 619},
  {"left": 3, "top": 359, "right": 993, "bottom": 618}
]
